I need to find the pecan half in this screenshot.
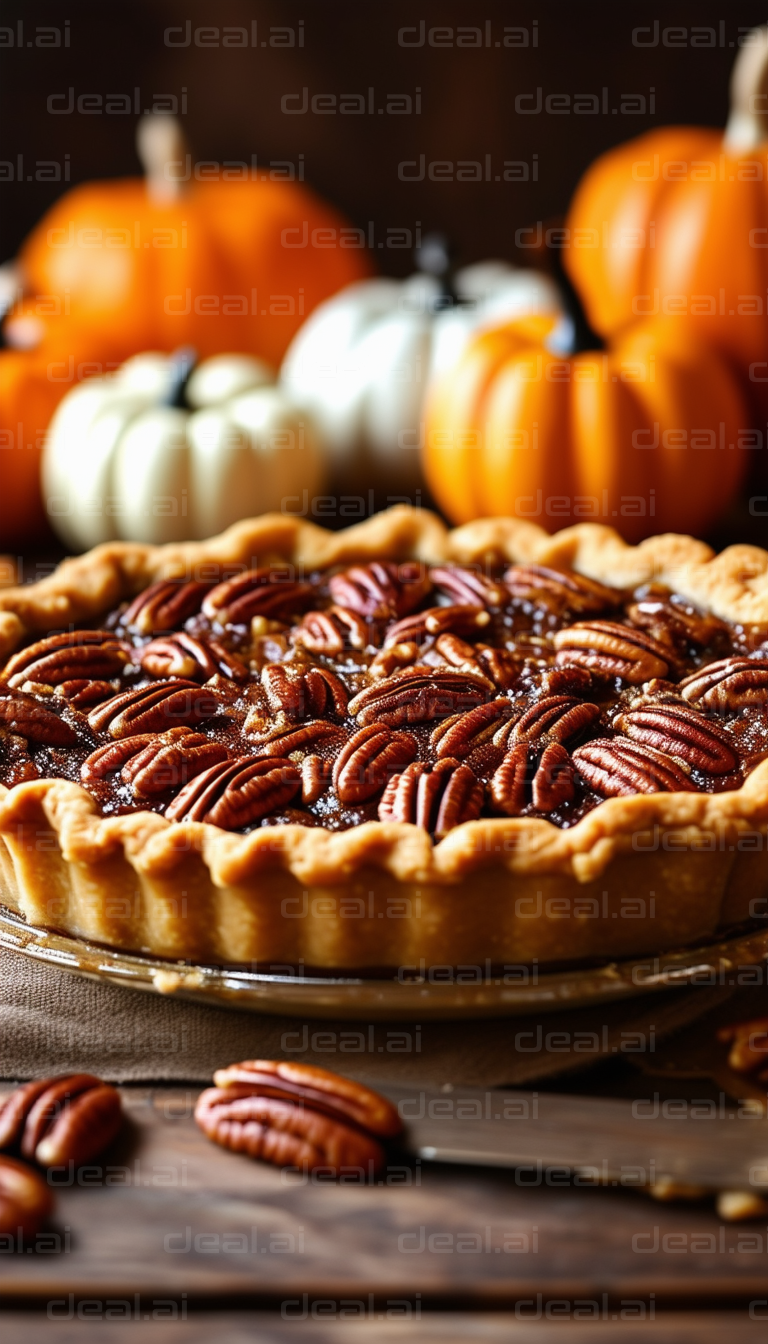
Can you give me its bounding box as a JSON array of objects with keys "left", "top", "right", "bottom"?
[
  {"left": 88, "top": 679, "right": 219, "bottom": 738},
  {"left": 383, "top": 605, "right": 491, "bottom": 648},
  {"left": 553, "top": 621, "right": 672, "bottom": 683},
  {"left": 627, "top": 591, "right": 728, "bottom": 650},
  {"left": 430, "top": 699, "right": 512, "bottom": 759},
  {"left": 572, "top": 738, "right": 698, "bottom": 797},
  {"left": 166, "top": 757, "right": 301, "bottom": 827},
  {"left": 540, "top": 664, "right": 594, "bottom": 697},
  {"left": 0, "top": 731, "right": 40, "bottom": 785},
  {"left": 3, "top": 631, "right": 132, "bottom": 689},
  {"left": 429, "top": 566, "right": 507, "bottom": 609},
  {"left": 195, "top": 1090, "right": 386, "bottom": 1173},
  {"left": 0, "top": 692, "right": 76, "bottom": 745},
  {"left": 246, "top": 717, "right": 347, "bottom": 758},
  {"left": 140, "top": 633, "right": 248, "bottom": 683},
  {"left": 490, "top": 741, "right": 575, "bottom": 815},
  {"left": 82, "top": 727, "right": 228, "bottom": 797},
  {"left": 211, "top": 1060, "right": 402, "bottom": 1136},
  {"left": 203, "top": 569, "right": 313, "bottom": 625},
  {"left": 328, "top": 561, "right": 431, "bottom": 619},
  {"left": 614, "top": 704, "right": 738, "bottom": 775},
  {"left": 348, "top": 668, "right": 493, "bottom": 728},
  {"left": 54, "top": 678, "right": 117, "bottom": 710},
  {"left": 301, "top": 754, "right": 332, "bottom": 804},
  {"left": 0, "top": 1074, "right": 122, "bottom": 1167},
  {"left": 332, "top": 724, "right": 417, "bottom": 803},
  {"left": 379, "top": 757, "right": 483, "bottom": 836},
  {"left": 122, "top": 579, "right": 209, "bottom": 634},
  {"left": 292, "top": 606, "right": 370, "bottom": 656},
  {"left": 679, "top": 658, "right": 768, "bottom": 712},
  {"left": 261, "top": 664, "right": 347, "bottom": 721},
  {"left": 369, "top": 642, "right": 420, "bottom": 679},
  {"left": 504, "top": 564, "right": 616, "bottom": 614},
  {"left": 510, "top": 695, "right": 601, "bottom": 745},
  {"left": 0, "top": 1156, "right": 53, "bottom": 1238}
]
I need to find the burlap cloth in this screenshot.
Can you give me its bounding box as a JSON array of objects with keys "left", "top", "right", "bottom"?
[{"left": 0, "top": 944, "right": 743, "bottom": 1088}]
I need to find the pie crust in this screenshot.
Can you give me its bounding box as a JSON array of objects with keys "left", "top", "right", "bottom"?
[{"left": 1, "top": 505, "right": 768, "bottom": 971}]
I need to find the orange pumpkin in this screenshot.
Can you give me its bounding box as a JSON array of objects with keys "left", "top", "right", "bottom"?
[
  {"left": 17, "top": 116, "right": 372, "bottom": 368},
  {"left": 422, "top": 314, "right": 750, "bottom": 543},
  {"left": 564, "top": 26, "right": 768, "bottom": 395}
]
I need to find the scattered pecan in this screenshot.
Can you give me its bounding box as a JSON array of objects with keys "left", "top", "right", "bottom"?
[
  {"left": 614, "top": 704, "right": 738, "bottom": 775},
  {"left": 292, "top": 606, "right": 370, "bottom": 655},
  {"left": 383, "top": 605, "right": 491, "bottom": 647},
  {"left": 0, "top": 692, "right": 76, "bottom": 746},
  {"left": 332, "top": 724, "right": 417, "bottom": 804},
  {"left": 572, "top": 738, "right": 698, "bottom": 797},
  {"left": 368, "top": 642, "right": 420, "bottom": 679},
  {"left": 504, "top": 564, "right": 616, "bottom": 614},
  {"left": 328, "top": 561, "right": 431, "bottom": 620},
  {"left": 0, "top": 1074, "right": 122, "bottom": 1167},
  {"left": 195, "top": 1061, "right": 401, "bottom": 1174},
  {"left": 261, "top": 664, "right": 347, "bottom": 721},
  {"left": 140, "top": 633, "right": 248, "bottom": 683},
  {"left": 717, "top": 1018, "right": 768, "bottom": 1082},
  {"left": 88, "top": 679, "right": 219, "bottom": 738},
  {"left": 379, "top": 757, "right": 483, "bottom": 836},
  {"left": 166, "top": 756, "right": 301, "bottom": 827},
  {"left": 679, "top": 658, "right": 768, "bottom": 713},
  {"left": 246, "top": 717, "right": 347, "bottom": 758},
  {"left": 474, "top": 646, "right": 522, "bottom": 691},
  {"left": 54, "top": 678, "right": 118, "bottom": 710},
  {"left": 431, "top": 631, "right": 487, "bottom": 678},
  {"left": 301, "top": 754, "right": 332, "bottom": 804},
  {"left": 0, "top": 1156, "right": 53, "bottom": 1238},
  {"left": 3, "top": 631, "right": 132, "bottom": 689},
  {"left": 627, "top": 590, "right": 729, "bottom": 650},
  {"left": 122, "top": 579, "right": 209, "bottom": 634},
  {"left": 540, "top": 664, "right": 594, "bottom": 697},
  {"left": 429, "top": 566, "right": 507, "bottom": 609},
  {"left": 82, "top": 727, "right": 228, "bottom": 797},
  {"left": 553, "top": 621, "right": 673, "bottom": 683},
  {"left": 490, "top": 741, "right": 575, "bottom": 815},
  {"left": 430, "top": 699, "right": 512, "bottom": 759},
  {"left": 348, "top": 667, "right": 493, "bottom": 728},
  {"left": 510, "top": 695, "right": 601, "bottom": 745},
  {"left": 203, "top": 569, "right": 313, "bottom": 625}
]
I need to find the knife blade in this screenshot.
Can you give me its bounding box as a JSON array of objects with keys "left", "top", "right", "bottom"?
[{"left": 381, "top": 1083, "right": 768, "bottom": 1193}]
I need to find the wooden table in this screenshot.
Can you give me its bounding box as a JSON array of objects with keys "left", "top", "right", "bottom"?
[{"left": 2, "top": 1084, "right": 767, "bottom": 1340}]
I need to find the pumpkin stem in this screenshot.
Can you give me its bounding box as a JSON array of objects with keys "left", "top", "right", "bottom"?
[
  {"left": 162, "top": 347, "right": 197, "bottom": 409},
  {"left": 136, "top": 114, "right": 187, "bottom": 204},
  {"left": 550, "top": 245, "right": 604, "bottom": 353},
  {"left": 414, "top": 233, "right": 466, "bottom": 310},
  {"left": 724, "top": 25, "right": 768, "bottom": 152}
]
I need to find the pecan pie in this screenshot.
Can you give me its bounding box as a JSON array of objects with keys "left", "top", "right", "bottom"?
[{"left": 1, "top": 507, "right": 768, "bottom": 971}]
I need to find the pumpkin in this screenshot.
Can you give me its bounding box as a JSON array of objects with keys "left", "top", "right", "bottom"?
[
  {"left": 564, "top": 24, "right": 768, "bottom": 392},
  {"left": 280, "top": 238, "right": 559, "bottom": 494},
  {"left": 16, "top": 115, "right": 372, "bottom": 368},
  {"left": 42, "top": 351, "right": 324, "bottom": 550},
  {"left": 422, "top": 311, "right": 750, "bottom": 544}
]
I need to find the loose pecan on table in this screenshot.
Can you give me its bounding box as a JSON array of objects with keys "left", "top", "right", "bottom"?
[
  {"left": 292, "top": 606, "right": 370, "bottom": 656},
  {"left": 490, "top": 741, "right": 575, "bottom": 815},
  {"left": 202, "top": 569, "right": 313, "bottom": 625},
  {"left": 0, "top": 1156, "right": 52, "bottom": 1237},
  {"left": 261, "top": 663, "right": 348, "bottom": 721},
  {"left": 88, "top": 679, "right": 219, "bottom": 738},
  {"left": 195, "top": 1061, "right": 401, "bottom": 1174},
  {"left": 140, "top": 633, "right": 248, "bottom": 683},
  {"left": 679, "top": 658, "right": 768, "bottom": 712},
  {"left": 348, "top": 667, "right": 493, "bottom": 728},
  {"left": 430, "top": 698, "right": 512, "bottom": 760},
  {"left": 0, "top": 692, "right": 76, "bottom": 746},
  {"left": 383, "top": 605, "right": 491, "bottom": 647},
  {"left": 506, "top": 695, "right": 601, "bottom": 746},
  {"left": 429, "top": 566, "right": 507, "bottom": 609},
  {"left": 504, "top": 564, "right": 616, "bottom": 615},
  {"left": 166, "top": 756, "right": 301, "bottom": 827},
  {"left": 614, "top": 704, "right": 738, "bottom": 775},
  {"left": 0, "top": 1074, "right": 122, "bottom": 1167},
  {"left": 327, "top": 561, "right": 431, "bottom": 619},
  {"left": 378, "top": 757, "right": 483, "bottom": 836},
  {"left": 553, "top": 621, "right": 673, "bottom": 683},
  {"left": 82, "top": 727, "right": 228, "bottom": 797},
  {"left": 332, "top": 724, "right": 417, "bottom": 804},
  {"left": 572, "top": 738, "right": 698, "bottom": 797},
  {"left": 122, "top": 579, "right": 209, "bottom": 634},
  {"left": 3, "top": 631, "right": 133, "bottom": 689}
]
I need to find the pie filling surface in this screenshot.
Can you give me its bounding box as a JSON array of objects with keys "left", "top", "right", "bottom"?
[{"left": 1, "top": 559, "right": 768, "bottom": 836}]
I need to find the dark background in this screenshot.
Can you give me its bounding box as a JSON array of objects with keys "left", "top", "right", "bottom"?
[{"left": 2, "top": 0, "right": 767, "bottom": 270}]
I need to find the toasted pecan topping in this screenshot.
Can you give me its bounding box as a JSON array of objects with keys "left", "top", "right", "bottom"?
[
  {"left": 511, "top": 695, "right": 601, "bottom": 745},
  {"left": 627, "top": 592, "right": 729, "bottom": 650},
  {"left": 0, "top": 692, "right": 76, "bottom": 746},
  {"left": 553, "top": 621, "right": 672, "bottom": 683},
  {"left": 82, "top": 727, "right": 228, "bottom": 797},
  {"left": 261, "top": 664, "right": 348, "bottom": 722},
  {"left": 292, "top": 606, "right": 370, "bottom": 656},
  {"left": 122, "top": 579, "right": 209, "bottom": 634},
  {"left": 572, "top": 738, "right": 698, "bottom": 797},
  {"left": 348, "top": 667, "right": 493, "bottom": 728},
  {"left": 430, "top": 566, "right": 507, "bottom": 609},
  {"left": 246, "top": 717, "right": 347, "bottom": 758},
  {"left": 3, "top": 631, "right": 132, "bottom": 689},
  {"left": 614, "top": 704, "right": 738, "bottom": 775},
  {"left": 54, "top": 678, "right": 117, "bottom": 710},
  {"left": 383, "top": 605, "right": 490, "bottom": 647},
  {"left": 88, "top": 679, "right": 219, "bottom": 738},
  {"left": 430, "top": 698, "right": 512, "bottom": 759},
  {"left": 504, "top": 564, "right": 616, "bottom": 614},
  {"left": 333, "top": 724, "right": 417, "bottom": 804},
  {"left": 203, "top": 569, "right": 313, "bottom": 625},
  {"left": 140, "top": 633, "right": 248, "bottom": 683},
  {"left": 328, "top": 561, "right": 431, "bottom": 620},
  {"left": 490, "top": 741, "right": 575, "bottom": 815},
  {"left": 379, "top": 757, "right": 483, "bottom": 836},
  {"left": 679, "top": 657, "right": 768, "bottom": 712},
  {"left": 166, "top": 756, "right": 301, "bottom": 827}
]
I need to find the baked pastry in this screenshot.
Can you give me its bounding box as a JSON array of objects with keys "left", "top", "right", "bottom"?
[{"left": 1, "top": 506, "right": 767, "bottom": 970}]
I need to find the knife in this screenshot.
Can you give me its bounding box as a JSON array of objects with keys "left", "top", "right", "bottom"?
[{"left": 381, "top": 1083, "right": 768, "bottom": 1195}]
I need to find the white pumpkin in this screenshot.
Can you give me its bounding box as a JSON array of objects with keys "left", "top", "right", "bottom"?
[
  {"left": 280, "top": 253, "right": 560, "bottom": 493},
  {"left": 43, "top": 352, "right": 325, "bottom": 550}
]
